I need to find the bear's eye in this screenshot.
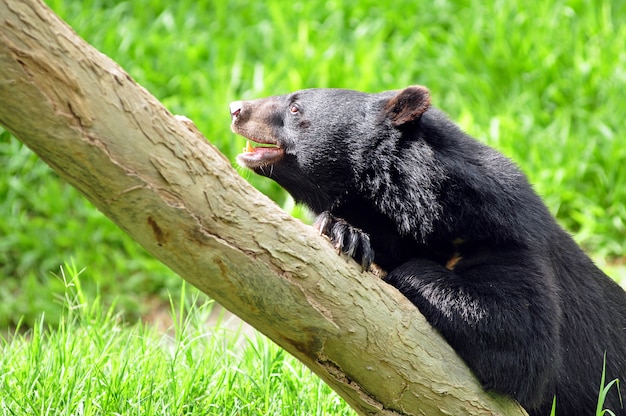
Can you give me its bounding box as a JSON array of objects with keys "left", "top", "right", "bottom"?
[{"left": 289, "top": 104, "right": 300, "bottom": 115}]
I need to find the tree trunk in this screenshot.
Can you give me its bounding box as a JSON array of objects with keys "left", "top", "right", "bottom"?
[{"left": 0, "top": 1, "right": 527, "bottom": 415}]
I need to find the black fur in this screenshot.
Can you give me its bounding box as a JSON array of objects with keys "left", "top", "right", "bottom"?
[{"left": 230, "top": 86, "right": 626, "bottom": 415}]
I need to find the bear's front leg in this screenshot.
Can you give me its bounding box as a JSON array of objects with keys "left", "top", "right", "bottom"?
[
  {"left": 314, "top": 211, "right": 374, "bottom": 271},
  {"left": 384, "top": 256, "right": 561, "bottom": 414}
]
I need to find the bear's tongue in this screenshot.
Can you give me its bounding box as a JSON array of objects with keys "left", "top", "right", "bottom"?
[
  {"left": 237, "top": 140, "right": 284, "bottom": 169},
  {"left": 243, "top": 140, "right": 278, "bottom": 153}
]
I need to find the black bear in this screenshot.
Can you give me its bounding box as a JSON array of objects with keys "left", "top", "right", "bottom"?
[{"left": 229, "top": 86, "right": 626, "bottom": 416}]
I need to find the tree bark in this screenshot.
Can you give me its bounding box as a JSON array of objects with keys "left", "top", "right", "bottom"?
[{"left": 0, "top": 1, "right": 527, "bottom": 415}]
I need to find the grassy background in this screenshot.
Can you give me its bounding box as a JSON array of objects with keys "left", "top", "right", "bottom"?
[
  {"left": 1, "top": 266, "right": 353, "bottom": 415},
  {"left": 0, "top": 0, "right": 625, "bottom": 414}
]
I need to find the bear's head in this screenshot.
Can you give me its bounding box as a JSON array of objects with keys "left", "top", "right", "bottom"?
[{"left": 230, "top": 86, "right": 431, "bottom": 213}]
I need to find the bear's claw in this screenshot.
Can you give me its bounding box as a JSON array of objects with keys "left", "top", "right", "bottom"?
[{"left": 314, "top": 211, "right": 374, "bottom": 271}]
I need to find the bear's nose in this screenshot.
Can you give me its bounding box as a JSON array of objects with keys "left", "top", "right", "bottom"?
[{"left": 229, "top": 101, "right": 242, "bottom": 119}]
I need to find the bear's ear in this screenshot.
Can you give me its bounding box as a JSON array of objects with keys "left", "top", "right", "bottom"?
[{"left": 383, "top": 85, "right": 431, "bottom": 127}]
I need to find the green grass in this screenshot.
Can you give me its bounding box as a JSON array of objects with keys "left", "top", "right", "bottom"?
[
  {"left": 0, "top": 265, "right": 353, "bottom": 415},
  {"left": 596, "top": 354, "right": 623, "bottom": 416}
]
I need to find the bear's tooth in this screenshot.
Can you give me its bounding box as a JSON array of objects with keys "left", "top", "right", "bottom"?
[{"left": 245, "top": 140, "right": 254, "bottom": 153}]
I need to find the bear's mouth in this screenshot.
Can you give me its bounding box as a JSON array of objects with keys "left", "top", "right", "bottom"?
[{"left": 235, "top": 136, "right": 285, "bottom": 169}]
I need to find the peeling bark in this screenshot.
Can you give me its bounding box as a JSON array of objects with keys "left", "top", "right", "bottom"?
[{"left": 0, "top": 1, "right": 527, "bottom": 415}]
